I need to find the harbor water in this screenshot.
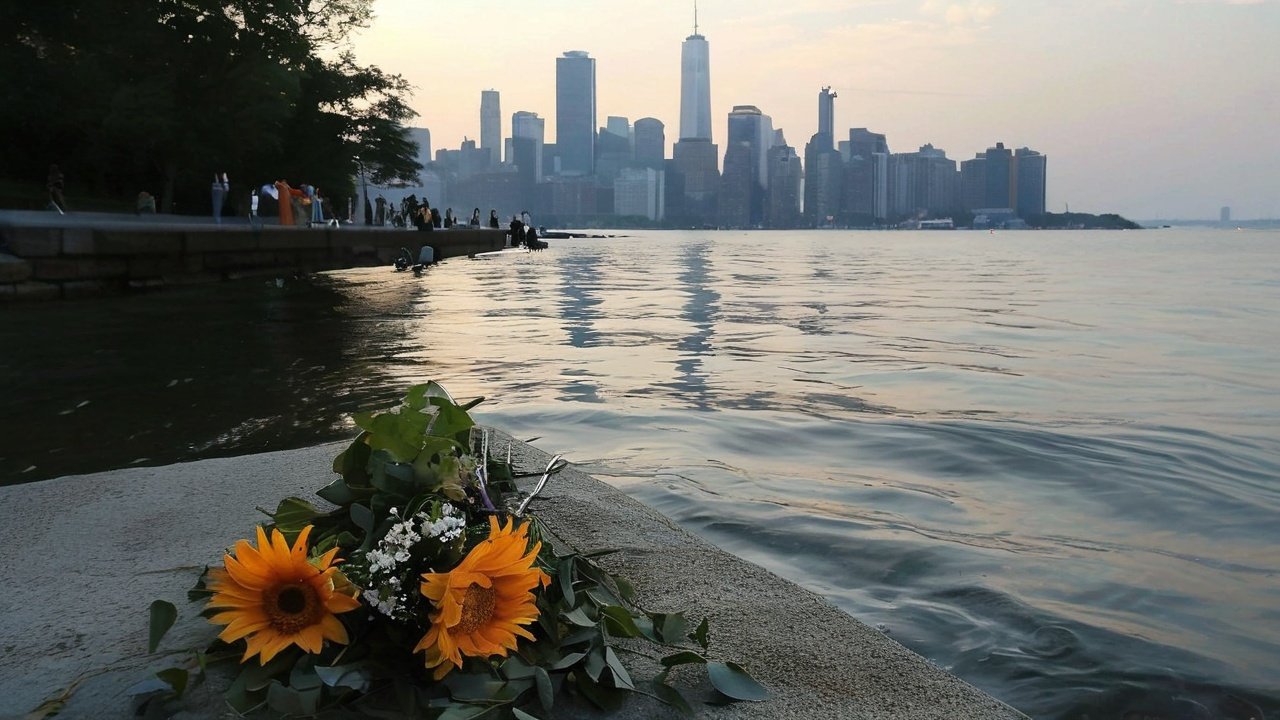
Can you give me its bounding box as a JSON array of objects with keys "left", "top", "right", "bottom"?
[{"left": 2, "top": 229, "right": 1277, "bottom": 718}]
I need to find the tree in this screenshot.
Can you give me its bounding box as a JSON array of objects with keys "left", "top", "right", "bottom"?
[{"left": 0, "top": 0, "right": 419, "bottom": 214}]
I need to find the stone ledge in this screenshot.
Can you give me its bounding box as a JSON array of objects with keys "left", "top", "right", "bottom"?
[
  {"left": 0, "top": 436, "right": 1027, "bottom": 719},
  {"left": 0, "top": 253, "right": 32, "bottom": 283}
]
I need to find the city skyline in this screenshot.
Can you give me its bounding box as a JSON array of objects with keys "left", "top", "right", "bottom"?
[{"left": 349, "top": 0, "right": 1279, "bottom": 220}]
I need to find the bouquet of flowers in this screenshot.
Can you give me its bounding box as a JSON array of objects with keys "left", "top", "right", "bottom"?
[{"left": 139, "top": 382, "right": 766, "bottom": 717}]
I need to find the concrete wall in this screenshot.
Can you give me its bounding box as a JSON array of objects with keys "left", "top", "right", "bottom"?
[
  {"left": 0, "top": 212, "right": 508, "bottom": 300},
  {"left": 0, "top": 434, "right": 1028, "bottom": 719}
]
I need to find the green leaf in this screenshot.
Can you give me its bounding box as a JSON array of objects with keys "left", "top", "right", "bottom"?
[
  {"left": 333, "top": 432, "right": 372, "bottom": 483},
  {"left": 603, "top": 647, "right": 634, "bottom": 690},
  {"left": 266, "top": 681, "right": 320, "bottom": 715},
  {"left": 612, "top": 575, "right": 636, "bottom": 603},
  {"left": 584, "top": 648, "right": 606, "bottom": 682},
  {"left": 660, "top": 650, "right": 707, "bottom": 668},
  {"left": 600, "top": 606, "right": 644, "bottom": 639},
  {"left": 437, "top": 703, "right": 493, "bottom": 720},
  {"left": 426, "top": 400, "right": 474, "bottom": 440},
  {"left": 573, "top": 673, "right": 625, "bottom": 711},
  {"left": 534, "top": 666, "right": 553, "bottom": 713},
  {"left": 550, "top": 652, "right": 586, "bottom": 671},
  {"left": 271, "top": 497, "right": 322, "bottom": 534},
  {"left": 561, "top": 607, "right": 594, "bottom": 627},
  {"left": 350, "top": 504, "right": 374, "bottom": 533},
  {"left": 513, "top": 708, "right": 543, "bottom": 720},
  {"left": 689, "top": 617, "right": 710, "bottom": 650},
  {"left": 125, "top": 677, "right": 171, "bottom": 697},
  {"left": 315, "top": 663, "right": 372, "bottom": 692},
  {"left": 557, "top": 558, "right": 576, "bottom": 606},
  {"left": 317, "top": 476, "right": 362, "bottom": 505},
  {"left": 147, "top": 600, "right": 177, "bottom": 653},
  {"left": 155, "top": 668, "right": 188, "bottom": 698},
  {"left": 651, "top": 679, "right": 695, "bottom": 717},
  {"left": 659, "top": 613, "right": 688, "bottom": 644},
  {"left": 707, "top": 661, "right": 770, "bottom": 701}
]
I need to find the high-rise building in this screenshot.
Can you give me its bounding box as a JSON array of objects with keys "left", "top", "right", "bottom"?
[
  {"left": 1015, "top": 147, "right": 1046, "bottom": 219},
  {"left": 888, "top": 144, "right": 958, "bottom": 218},
  {"left": 818, "top": 87, "right": 837, "bottom": 140},
  {"left": 960, "top": 155, "right": 987, "bottom": 211},
  {"left": 983, "top": 142, "right": 1015, "bottom": 210},
  {"left": 719, "top": 141, "right": 753, "bottom": 228},
  {"left": 804, "top": 133, "right": 842, "bottom": 226},
  {"left": 726, "top": 105, "right": 774, "bottom": 224},
  {"left": 512, "top": 111, "right": 545, "bottom": 183},
  {"left": 846, "top": 128, "right": 890, "bottom": 221},
  {"left": 596, "top": 120, "right": 632, "bottom": 184},
  {"left": 480, "top": 90, "right": 501, "bottom": 166},
  {"left": 1221, "top": 206, "right": 1232, "bottom": 223},
  {"left": 766, "top": 144, "right": 802, "bottom": 229},
  {"left": 634, "top": 118, "right": 666, "bottom": 169},
  {"left": 679, "top": 9, "right": 712, "bottom": 141},
  {"left": 615, "top": 167, "right": 665, "bottom": 221},
  {"left": 672, "top": 138, "right": 719, "bottom": 226},
  {"left": 556, "top": 51, "right": 596, "bottom": 176}
]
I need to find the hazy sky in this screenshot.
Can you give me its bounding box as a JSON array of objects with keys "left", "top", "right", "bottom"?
[{"left": 349, "top": 0, "right": 1279, "bottom": 219}]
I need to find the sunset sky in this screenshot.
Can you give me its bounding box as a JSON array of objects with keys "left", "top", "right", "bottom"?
[{"left": 349, "top": 0, "right": 1279, "bottom": 220}]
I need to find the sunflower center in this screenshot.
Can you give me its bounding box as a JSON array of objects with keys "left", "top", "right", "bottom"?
[
  {"left": 457, "top": 583, "right": 497, "bottom": 634},
  {"left": 266, "top": 582, "right": 322, "bottom": 634}
]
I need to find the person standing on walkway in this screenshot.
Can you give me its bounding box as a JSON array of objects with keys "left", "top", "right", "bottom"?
[
  {"left": 211, "top": 173, "right": 229, "bottom": 224},
  {"left": 470, "top": 208, "right": 481, "bottom": 227},
  {"left": 47, "top": 164, "right": 67, "bottom": 213},
  {"left": 488, "top": 209, "right": 500, "bottom": 228}
]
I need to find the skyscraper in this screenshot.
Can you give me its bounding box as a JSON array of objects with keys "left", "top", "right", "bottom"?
[
  {"left": 512, "top": 111, "right": 545, "bottom": 182},
  {"left": 556, "top": 51, "right": 596, "bottom": 176},
  {"left": 818, "top": 87, "right": 837, "bottom": 140},
  {"left": 634, "top": 118, "right": 665, "bottom": 169},
  {"left": 726, "top": 105, "right": 774, "bottom": 225},
  {"left": 1015, "top": 147, "right": 1047, "bottom": 219},
  {"left": 679, "top": 5, "right": 712, "bottom": 141},
  {"left": 480, "top": 90, "right": 501, "bottom": 166}
]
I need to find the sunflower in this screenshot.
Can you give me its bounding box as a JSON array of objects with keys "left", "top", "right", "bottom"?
[
  {"left": 414, "top": 516, "right": 550, "bottom": 678},
  {"left": 206, "top": 525, "right": 360, "bottom": 664}
]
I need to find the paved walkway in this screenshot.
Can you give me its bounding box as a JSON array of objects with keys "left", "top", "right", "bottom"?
[{"left": 0, "top": 435, "right": 1027, "bottom": 719}]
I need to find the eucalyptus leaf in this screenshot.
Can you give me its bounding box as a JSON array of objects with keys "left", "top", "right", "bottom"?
[
  {"left": 561, "top": 607, "right": 594, "bottom": 627},
  {"left": 651, "top": 679, "right": 695, "bottom": 717},
  {"left": 689, "top": 617, "right": 710, "bottom": 650},
  {"left": 659, "top": 613, "right": 687, "bottom": 644},
  {"left": 604, "top": 647, "right": 634, "bottom": 690},
  {"left": 436, "top": 703, "right": 493, "bottom": 720},
  {"left": 550, "top": 651, "right": 586, "bottom": 671},
  {"left": 271, "top": 497, "right": 322, "bottom": 534},
  {"left": 147, "top": 600, "right": 177, "bottom": 653},
  {"left": 315, "top": 663, "right": 373, "bottom": 692},
  {"left": 534, "top": 666, "right": 553, "bottom": 713},
  {"left": 707, "top": 661, "right": 770, "bottom": 701},
  {"left": 600, "top": 606, "right": 644, "bottom": 639},
  {"left": 584, "top": 648, "right": 606, "bottom": 682},
  {"left": 513, "top": 708, "right": 543, "bottom": 720},
  {"left": 125, "top": 677, "right": 172, "bottom": 697},
  {"left": 155, "top": 668, "right": 188, "bottom": 698},
  {"left": 660, "top": 650, "right": 707, "bottom": 668},
  {"left": 350, "top": 504, "right": 374, "bottom": 533},
  {"left": 266, "top": 681, "right": 320, "bottom": 715},
  {"left": 557, "top": 557, "right": 576, "bottom": 606}
]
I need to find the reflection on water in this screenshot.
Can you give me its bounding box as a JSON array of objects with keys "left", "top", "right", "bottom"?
[{"left": 3, "top": 229, "right": 1280, "bottom": 719}]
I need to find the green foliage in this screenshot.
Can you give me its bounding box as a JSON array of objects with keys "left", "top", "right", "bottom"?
[
  {"left": 139, "top": 383, "right": 767, "bottom": 717},
  {"left": 0, "top": 0, "right": 420, "bottom": 213}
]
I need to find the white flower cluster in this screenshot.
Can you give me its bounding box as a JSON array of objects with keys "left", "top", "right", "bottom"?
[{"left": 361, "top": 504, "right": 467, "bottom": 620}]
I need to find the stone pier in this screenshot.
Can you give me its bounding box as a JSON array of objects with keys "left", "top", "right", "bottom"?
[{"left": 0, "top": 211, "right": 509, "bottom": 300}]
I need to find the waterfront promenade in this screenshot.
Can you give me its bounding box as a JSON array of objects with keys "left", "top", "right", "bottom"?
[
  {"left": 0, "top": 433, "right": 1027, "bottom": 719},
  {"left": 0, "top": 210, "right": 507, "bottom": 300}
]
